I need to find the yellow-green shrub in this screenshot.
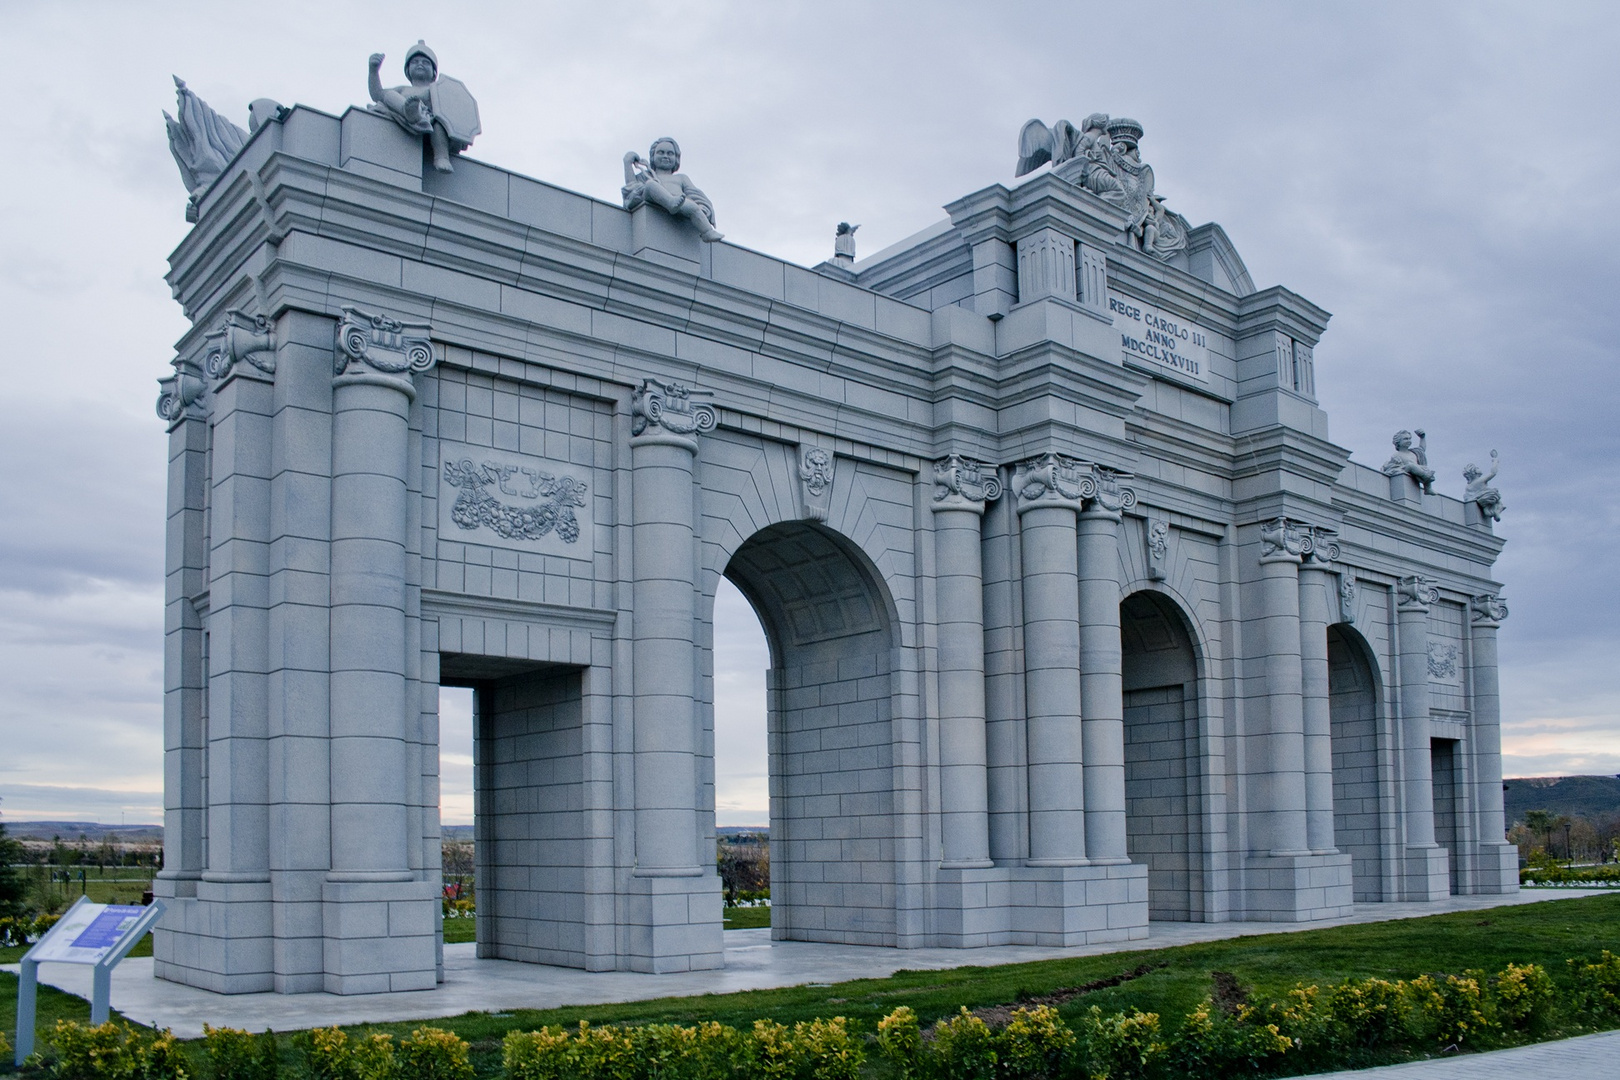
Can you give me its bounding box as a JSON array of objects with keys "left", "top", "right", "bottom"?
[
  {"left": 1491, "top": 963, "right": 1556, "bottom": 1038},
  {"left": 874, "top": 1007, "right": 921, "bottom": 1080},
  {"left": 203, "top": 1024, "right": 278, "bottom": 1079},
  {"left": 1405, "top": 973, "right": 1494, "bottom": 1047},
  {"left": 303, "top": 1027, "right": 395, "bottom": 1080},
  {"left": 396, "top": 1026, "right": 474, "bottom": 1080},
  {"left": 1320, "top": 977, "right": 1407, "bottom": 1050},
  {"left": 1076, "top": 1006, "right": 1165, "bottom": 1080},
  {"left": 49, "top": 1020, "right": 190, "bottom": 1080},
  {"left": 1570, "top": 950, "right": 1620, "bottom": 1021},
  {"left": 999, "top": 1005, "right": 1075, "bottom": 1080},
  {"left": 922, "top": 1008, "right": 998, "bottom": 1080},
  {"left": 1168, "top": 999, "right": 1292, "bottom": 1077}
]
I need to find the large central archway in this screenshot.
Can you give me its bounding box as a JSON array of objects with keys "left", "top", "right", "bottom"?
[
  {"left": 1328, "top": 624, "right": 1388, "bottom": 901},
  {"left": 721, "top": 521, "right": 899, "bottom": 946}
]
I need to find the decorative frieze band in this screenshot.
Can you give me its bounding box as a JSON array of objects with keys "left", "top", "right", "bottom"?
[
  {"left": 1471, "top": 593, "right": 1509, "bottom": 626},
  {"left": 932, "top": 454, "right": 1001, "bottom": 513},
  {"left": 1396, "top": 574, "right": 1440, "bottom": 610},
  {"left": 335, "top": 305, "right": 435, "bottom": 380},
  {"left": 1012, "top": 453, "right": 1135, "bottom": 516},
  {"left": 630, "top": 378, "right": 717, "bottom": 444}
]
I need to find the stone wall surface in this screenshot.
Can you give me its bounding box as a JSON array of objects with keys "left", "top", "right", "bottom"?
[{"left": 151, "top": 101, "right": 1513, "bottom": 992}]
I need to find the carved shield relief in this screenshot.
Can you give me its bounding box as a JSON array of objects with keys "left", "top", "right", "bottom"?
[{"left": 430, "top": 76, "right": 482, "bottom": 148}]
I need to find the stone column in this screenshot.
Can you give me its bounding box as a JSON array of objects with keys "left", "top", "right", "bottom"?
[
  {"left": 1469, "top": 594, "right": 1517, "bottom": 891},
  {"left": 931, "top": 456, "right": 1001, "bottom": 869},
  {"left": 324, "top": 306, "right": 439, "bottom": 993},
  {"left": 1298, "top": 530, "right": 1340, "bottom": 855},
  {"left": 630, "top": 379, "right": 716, "bottom": 876},
  {"left": 327, "top": 309, "right": 434, "bottom": 883},
  {"left": 1014, "top": 454, "right": 1087, "bottom": 866},
  {"left": 1255, "top": 518, "right": 1310, "bottom": 857},
  {"left": 1396, "top": 574, "right": 1450, "bottom": 899},
  {"left": 154, "top": 355, "right": 213, "bottom": 905},
  {"left": 1077, "top": 467, "right": 1135, "bottom": 865},
  {"left": 201, "top": 344, "right": 275, "bottom": 887}
]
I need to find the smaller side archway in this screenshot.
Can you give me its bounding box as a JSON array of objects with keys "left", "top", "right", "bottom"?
[
  {"left": 1120, "top": 590, "right": 1204, "bottom": 921},
  {"left": 1328, "top": 624, "right": 1387, "bottom": 902}
]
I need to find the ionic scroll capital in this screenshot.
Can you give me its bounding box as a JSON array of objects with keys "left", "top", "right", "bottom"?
[
  {"left": 203, "top": 309, "right": 275, "bottom": 385},
  {"left": 631, "top": 378, "right": 717, "bottom": 451},
  {"left": 1470, "top": 593, "right": 1509, "bottom": 627},
  {"left": 1397, "top": 574, "right": 1440, "bottom": 611},
  {"left": 1079, "top": 464, "right": 1136, "bottom": 519},
  {"left": 1012, "top": 453, "right": 1085, "bottom": 514},
  {"left": 1259, "top": 516, "right": 1311, "bottom": 563},
  {"left": 155, "top": 354, "right": 209, "bottom": 429},
  {"left": 334, "top": 305, "right": 435, "bottom": 396},
  {"left": 932, "top": 454, "right": 1001, "bottom": 514}
]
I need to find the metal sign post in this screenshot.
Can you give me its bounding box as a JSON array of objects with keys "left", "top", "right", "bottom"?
[{"left": 13, "top": 896, "right": 166, "bottom": 1065}]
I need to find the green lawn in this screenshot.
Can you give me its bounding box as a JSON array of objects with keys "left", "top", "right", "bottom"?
[
  {"left": 724, "top": 904, "right": 771, "bottom": 930},
  {"left": 5, "top": 895, "right": 1616, "bottom": 1077}
]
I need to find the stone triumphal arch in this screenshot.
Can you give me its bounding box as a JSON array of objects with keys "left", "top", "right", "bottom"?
[{"left": 151, "top": 76, "right": 1516, "bottom": 994}]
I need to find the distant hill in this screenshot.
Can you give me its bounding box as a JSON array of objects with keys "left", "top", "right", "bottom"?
[
  {"left": 1505, "top": 776, "right": 1620, "bottom": 824},
  {"left": 3, "top": 821, "right": 163, "bottom": 844}
]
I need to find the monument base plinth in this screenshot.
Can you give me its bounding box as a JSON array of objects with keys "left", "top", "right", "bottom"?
[
  {"left": 1243, "top": 851, "right": 1355, "bottom": 921},
  {"left": 321, "top": 878, "right": 439, "bottom": 995},
  {"left": 1401, "top": 844, "right": 1452, "bottom": 902},
  {"left": 623, "top": 872, "right": 724, "bottom": 974}
]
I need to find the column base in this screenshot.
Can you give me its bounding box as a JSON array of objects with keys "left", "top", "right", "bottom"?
[
  {"left": 151, "top": 879, "right": 273, "bottom": 994},
  {"left": 623, "top": 872, "right": 724, "bottom": 973},
  {"left": 1401, "top": 844, "right": 1452, "bottom": 902},
  {"left": 1466, "top": 842, "right": 1520, "bottom": 895},
  {"left": 322, "top": 878, "right": 439, "bottom": 994},
  {"left": 1243, "top": 851, "right": 1354, "bottom": 921},
  {"left": 931, "top": 862, "right": 1148, "bottom": 947}
]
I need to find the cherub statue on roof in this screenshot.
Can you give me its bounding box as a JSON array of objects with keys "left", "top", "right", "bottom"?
[
  {"left": 621, "top": 137, "right": 723, "bottom": 242},
  {"left": 367, "top": 41, "right": 481, "bottom": 173}
]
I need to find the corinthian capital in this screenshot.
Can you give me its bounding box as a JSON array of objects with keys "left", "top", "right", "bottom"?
[
  {"left": 631, "top": 378, "right": 717, "bottom": 443},
  {"left": 335, "top": 305, "right": 435, "bottom": 379},
  {"left": 1397, "top": 574, "right": 1439, "bottom": 609},
  {"left": 1471, "top": 593, "right": 1509, "bottom": 625},
  {"left": 932, "top": 454, "right": 1001, "bottom": 512}
]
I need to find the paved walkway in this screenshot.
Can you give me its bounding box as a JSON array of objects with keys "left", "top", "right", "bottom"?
[
  {"left": 5, "top": 888, "right": 1605, "bottom": 1044},
  {"left": 1299, "top": 1027, "right": 1620, "bottom": 1079}
]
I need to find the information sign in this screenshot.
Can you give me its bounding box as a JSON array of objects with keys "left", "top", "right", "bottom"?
[{"left": 14, "top": 897, "right": 165, "bottom": 1064}]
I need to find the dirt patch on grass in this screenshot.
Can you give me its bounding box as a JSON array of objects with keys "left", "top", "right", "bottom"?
[
  {"left": 1210, "top": 970, "right": 1249, "bottom": 1015},
  {"left": 966, "top": 962, "right": 1168, "bottom": 1028}
]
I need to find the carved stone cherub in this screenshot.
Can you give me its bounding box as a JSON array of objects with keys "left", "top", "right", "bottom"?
[
  {"left": 1464, "top": 450, "right": 1505, "bottom": 523},
  {"left": 622, "top": 138, "right": 723, "bottom": 242},
  {"left": 367, "top": 41, "right": 481, "bottom": 173},
  {"left": 1381, "top": 428, "right": 1436, "bottom": 494}
]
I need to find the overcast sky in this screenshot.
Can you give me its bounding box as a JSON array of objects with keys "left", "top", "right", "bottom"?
[{"left": 2, "top": 1, "right": 1616, "bottom": 827}]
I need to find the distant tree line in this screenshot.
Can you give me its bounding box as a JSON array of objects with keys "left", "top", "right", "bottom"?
[{"left": 1509, "top": 808, "right": 1620, "bottom": 865}]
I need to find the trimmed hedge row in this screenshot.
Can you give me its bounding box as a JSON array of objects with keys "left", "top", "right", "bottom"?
[{"left": 31, "top": 951, "right": 1620, "bottom": 1080}]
